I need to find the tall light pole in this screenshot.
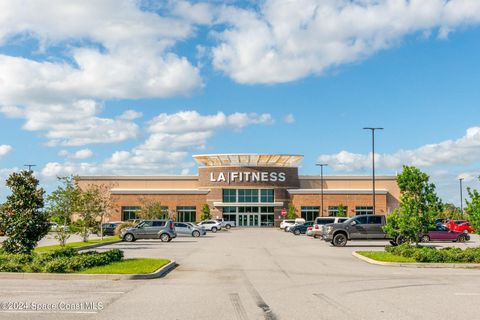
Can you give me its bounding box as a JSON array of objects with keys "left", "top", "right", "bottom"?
[
  {"left": 459, "top": 178, "right": 464, "bottom": 214},
  {"left": 316, "top": 163, "right": 328, "bottom": 216},
  {"left": 363, "top": 127, "right": 383, "bottom": 214},
  {"left": 24, "top": 164, "right": 36, "bottom": 172}
]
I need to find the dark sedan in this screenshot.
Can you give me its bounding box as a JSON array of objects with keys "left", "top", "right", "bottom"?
[
  {"left": 420, "top": 225, "right": 469, "bottom": 243},
  {"left": 290, "top": 221, "right": 314, "bottom": 235},
  {"left": 98, "top": 222, "right": 121, "bottom": 236}
]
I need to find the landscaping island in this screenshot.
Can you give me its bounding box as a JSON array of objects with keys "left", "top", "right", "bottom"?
[{"left": 357, "top": 244, "right": 480, "bottom": 264}]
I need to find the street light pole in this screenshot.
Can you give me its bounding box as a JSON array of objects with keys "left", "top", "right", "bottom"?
[
  {"left": 363, "top": 127, "right": 383, "bottom": 214},
  {"left": 316, "top": 163, "right": 328, "bottom": 217},
  {"left": 24, "top": 164, "right": 36, "bottom": 172},
  {"left": 459, "top": 178, "right": 464, "bottom": 214}
]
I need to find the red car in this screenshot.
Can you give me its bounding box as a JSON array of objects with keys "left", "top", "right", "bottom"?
[
  {"left": 420, "top": 225, "right": 469, "bottom": 243},
  {"left": 445, "top": 220, "right": 475, "bottom": 233}
]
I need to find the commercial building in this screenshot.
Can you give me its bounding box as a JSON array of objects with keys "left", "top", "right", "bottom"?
[{"left": 77, "top": 154, "right": 400, "bottom": 227}]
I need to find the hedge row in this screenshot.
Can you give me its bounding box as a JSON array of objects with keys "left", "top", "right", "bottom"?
[
  {"left": 386, "top": 244, "right": 480, "bottom": 263},
  {"left": 0, "top": 247, "right": 123, "bottom": 273}
]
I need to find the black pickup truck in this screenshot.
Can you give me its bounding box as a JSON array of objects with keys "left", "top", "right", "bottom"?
[{"left": 322, "top": 214, "right": 402, "bottom": 247}]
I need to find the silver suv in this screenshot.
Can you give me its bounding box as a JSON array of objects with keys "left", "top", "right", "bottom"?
[{"left": 121, "top": 219, "right": 177, "bottom": 242}]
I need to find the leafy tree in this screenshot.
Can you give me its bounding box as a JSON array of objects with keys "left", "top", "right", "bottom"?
[
  {"left": 201, "top": 204, "right": 211, "bottom": 221},
  {"left": 0, "top": 170, "right": 49, "bottom": 254},
  {"left": 45, "top": 176, "right": 81, "bottom": 246},
  {"left": 336, "top": 204, "right": 347, "bottom": 217},
  {"left": 439, "top": 203, "right": 464, "bottom": 220},
  {"left": 383, "top": 166, "right": 443, "bottom": 244},
  {"left": 287, "top": 204, "right": 297, "bottom": 219},
  {"left": 138, "top": 198, "right": 168, "bottom": 220},
  {"left": 78, "top": 183, "right": 114, "bottom": 240},
  {"left": 465, "top": 182, "right": 480, "bottom": 236}
]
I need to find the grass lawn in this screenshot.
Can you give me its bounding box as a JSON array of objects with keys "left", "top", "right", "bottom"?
[
  {"left": 35, "top": 236, "right": 120, "bottom": 253},
  {"left": 79, "top": 258, "right": 170, "bottom": 274},
  {"left": 357, "top": 251, "right": 416, "bottom": 263}
]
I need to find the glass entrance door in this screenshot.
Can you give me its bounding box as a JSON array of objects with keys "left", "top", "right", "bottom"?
[
  {"left": 238, "top": 214, "right": 248, "bottom": 227},
  {"left": 249, "top": 214, "right": 259, "bottom": 227}
]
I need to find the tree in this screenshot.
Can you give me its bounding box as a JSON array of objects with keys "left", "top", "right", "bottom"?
[
  {"left": 45, "top": 176, "right": 81, "bottom": 246},
  {"left": 78, "top": 183, "right": 114, "bottom": 240},
  {"left": 465, "top": 181, "right": 480, "bottom": 236},
  {"left": 336, "top": 204, "right": 347, "bottom": 217},
  {"left": 0, "top": 170, "right": 49, "bottom": 254},
  {"left": 287, "top": 204, "right": 297, "bottom": 219},
  {"left": 201, "top": 204, "right": 211, "bottom": 221},
  {"left": 383, "top": 166, "right": 443, "bottom": 244},
  {"left": 439, "top": 203, "right": 464, "bottom": 220},
  {"left": 138, "top": 198, "right": 168, "bottom": 220}
]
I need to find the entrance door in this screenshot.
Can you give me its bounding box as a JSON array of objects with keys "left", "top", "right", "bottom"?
[
  {"left": 238, "top": 214, "right": 248, "bottom": 227},
  {"left": 249, "top": 214, "right": 259, "bottom": 227}
]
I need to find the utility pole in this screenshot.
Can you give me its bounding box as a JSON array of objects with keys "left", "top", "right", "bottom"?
[
  {"left": 24, "top": 164, "right": 36, "bottom": 172},
  {"left": 459, "top": 178, "right": 464, "bottom": 214},
  {"left": 363, "top": 128, "right": 383, "bottom": 214},
  {"left": 316, "top": 163, "right": 328, "bottom": 216}
]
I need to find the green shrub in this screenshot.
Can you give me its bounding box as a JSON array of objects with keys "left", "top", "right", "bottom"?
[{"left": 386, "top": 244, "right": 480, "bottom": 263}]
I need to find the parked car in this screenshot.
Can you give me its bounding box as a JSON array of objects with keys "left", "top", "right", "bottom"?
[
  {"left": 174, "top": 222, "right": 206, "bottom": 237},
  {"left": 310, "top": 217, "right": 349, "bottom": 238},
  {"left": 49, "top": 222, "right": 70, "bottom": 232},
  {"left": 121, "top": 219, "right": 176, "bottom": 242},
  {"left": 323, "top": 215, "right": 403, "bottom": 247},
  {"left": 215, "top": 218, "right": 236, "bottom": 229},
  {"left": 290, "top": 221, "right": 314, "bottom": 235},
  {"left": 285, "top": 218, "right": 306, "bottom": 232},
  {"left": 446, "top": 220, "right": 475, "bottom": 233},
  {"left": 280, "top": 219, "right": 296, "bottom": 231},
  {"left": 185, "top": 222, "right": 206, "bottom": 231},
  {"left": 198, "top": 220, "right": 222, "bottom": 233},
  {"left": 98, "top": 222, "right": 121, "bottom": 236},
  {"left": 420, "top": 224, "right": 470, "bottom": 243}
]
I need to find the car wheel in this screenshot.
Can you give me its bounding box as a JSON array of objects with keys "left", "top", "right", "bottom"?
[
  {"left": 332, "top": 233, "right": 347, "bottom": 247},
  {"left": 458, "top": 235, "right": 467, "bottom": 243},
  {"left": 284, "top": 228, "right": 288, "bottom": 232},
  {"left": 420, "top": 235, "right": 430, "bottom": 243},
  {"left": 294, "top": 229, "right": 301, "bottom": 235},
  {"left": 226, "top": 224, "right": 231, "bottom": 229},
  {"left": 160, "top": 233, "right": 171, "bottom": 242},
  {"left": 313, "top": 235, "right": 318, "bottom": 239},
  {"left": 123, "top": 233, "right": 135, "bottom": 242},
  {"left": 211, "top": 227, "right": 217, "bottom": 233},
  {"left": 192, "top": 230, "right": 200, "bottom": 237},
  {"left": 395, "top": 235, "right": 406, "bottom": 245}
]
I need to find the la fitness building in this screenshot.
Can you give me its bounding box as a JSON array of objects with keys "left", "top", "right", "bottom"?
[{"left": 77, "top": 154, "right": 400, "bottom": 227}]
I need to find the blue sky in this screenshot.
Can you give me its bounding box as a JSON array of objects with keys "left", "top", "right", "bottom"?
[{"left": 0, "top": 0, "right": 480, "bottom": 205}]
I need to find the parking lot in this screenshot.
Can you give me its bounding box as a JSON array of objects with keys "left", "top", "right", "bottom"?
[{"left": 1, "top": 229, "right": 480, "bottom": 320}]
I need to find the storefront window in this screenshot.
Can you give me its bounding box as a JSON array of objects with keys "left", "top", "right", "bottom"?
[
  {"left": 355, "top": 206, "right": 373, "bottom": 215},
  {"left": 260, "top": 189, "right": 274, "bottom": 203},
  {"left": 121, "top": 206, "right": 140, "bottom": 221},
  {"left": 260, "top": 206, "right": 274, "bottom": 213},
  {"left": 238, "top": 206, "right": 259, "bottom": 213},
  {"left": 301, "top": 206, "right": 320, "bottom": 221},
  {"left": 223, "top": 189, "right": 237, "bottom": 202},
  {"left": 328, "top": 206, "right": 348, "bottom": 217},
  {"left": 177, "top": 206, "right": 196, "bottom": 222},
  {"left": 238, "top": 189, "right": 259, "bottom": 202}
]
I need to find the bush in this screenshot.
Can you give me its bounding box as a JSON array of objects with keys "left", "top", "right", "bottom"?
[
  {"left": 115, "top": 222, "right": 136, "bottom": 235},
  {"left": 0, "top": 248, "right": 124, "bottom": 273},
  {"left": 386, "top": 244, "right": 480, "bottom": 263}
]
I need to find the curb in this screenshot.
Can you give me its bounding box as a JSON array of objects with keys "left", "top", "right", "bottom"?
[
  {"left": 352, "top": 251, "right": 480, "bottom": 269},
  {"left": 74, "top": 239, "right": 122, "bottom": 251},
  {"left": 0, "top": 260, "right": 177, "bottom": 280}
]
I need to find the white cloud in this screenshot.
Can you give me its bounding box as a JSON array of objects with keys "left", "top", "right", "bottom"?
[
  {"left": 59, "top": 149, "right": 93, "bottom": 160},
  {"left": 0, "top": 144, "right": 13, "bottom": 157},
  {"left": 41, "top": 110, "right": 275, "bottom": 177},
  {"left": 284, "top": 114, "right": 295, "bottom": 124},
  {"left": 318, "top": 127, "right": 480, "bottom": 172},
  {"left": 212, "top": 0, "right": 480, "bottom": 84}
]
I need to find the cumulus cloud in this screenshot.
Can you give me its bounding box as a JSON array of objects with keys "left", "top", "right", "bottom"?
[
  {"left": 318, "top": 127, "right": 480, "bottom": 172},
  {"left": 0, "top": 144, "right": 13, "bottom": 157},
  {"left": 284, "top": 114, "right": 295, "bottom": 124},
  {"left": 0, "top": 101, "right": 139, "bottom": 146},
  {"left": 59, "top": 149, "right": 93, "bottom": 160},
  {"left": 212, "top": 0, "right": 480, "bottom": 84},
  {"left": 41, "top": 110, "right": 275, "bottom": 177}
]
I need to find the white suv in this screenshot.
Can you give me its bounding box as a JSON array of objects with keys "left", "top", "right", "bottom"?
[
  {"left": 310, "top": 217, "right": 348, "bottom": 238},
  {"left": 280, "top": 219, "right": 296, "bottom": 231},
  {"left": 198, "top": 220, "right": 222, "bottom": 233}
]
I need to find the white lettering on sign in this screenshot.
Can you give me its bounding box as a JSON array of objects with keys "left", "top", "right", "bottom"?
[{"left": 209, "top": 171, "right": 286, "bottom": 183}]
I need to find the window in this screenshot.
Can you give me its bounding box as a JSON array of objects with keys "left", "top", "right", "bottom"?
[
  {"left": 315, "top": 217, "right": 335, "bottom": 225},
  {"left": 328, "top": 206, "right": 348, "bottom": 217},
  {"left": 260, "top": 207, "right": 274, "bottom": 213},
  {"left": 355, "top": 206, "right": 373, "bottom": 215},
  {"left": 152, "top": 221, "right": 166, "bottom": 227},
  {"left": 301, "top": 206, "right": 320, "bottom": 221},
  {"left": 238, "top": 206, "right": 258, "bottom": 213},
  {"left": 223, "top": 214, "right": 236, "bottom": 222},
  {"left": 177, "top": 206, "right": 196, "bottom": 223},
  {"left": 354, "top": 216, "right": 368, "bottom": 224},
  {"left": 260, "top": 189, "right": 274, "bottom": 203},
  {"left": 223, "top": 206, "right": 237, "bottom": 213},
  {"left": 175, "top": 223, "right": 187, "bottom": 228},
  {"left": 223, "top": 189, "right": 237, "bottom": 203},
  {"left": 368, "top": 216, "right": 382, "bottom": 224},
  {"left": 238, "top": 189, "right": 259, "bottom": 202},
  {"left": 121, "top": 206, "right": 140, "bottom": 221}
]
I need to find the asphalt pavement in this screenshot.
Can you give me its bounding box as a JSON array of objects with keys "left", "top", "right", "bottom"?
[{"left": 0, "top": 229, "right": 479, "bottom": 320}]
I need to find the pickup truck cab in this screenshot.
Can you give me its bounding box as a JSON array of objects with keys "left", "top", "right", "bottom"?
[
  {"left": 323, "top": 215, "right": 401, "bottom": 247},
  {"left": 215, "top": 218, "right": 236, "bottom": 229}
]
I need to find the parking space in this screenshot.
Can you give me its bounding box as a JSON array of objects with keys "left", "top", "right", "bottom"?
[{"left": 1, "top": 229, "right": 480, "bottom": 320}]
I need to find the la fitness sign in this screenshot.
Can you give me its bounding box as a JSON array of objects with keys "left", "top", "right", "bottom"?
[{"left": 210, "top": 171, "right": 286, "bottom": 184}]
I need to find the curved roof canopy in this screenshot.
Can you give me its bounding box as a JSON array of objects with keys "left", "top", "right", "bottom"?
[{"left": 193, "top": 154, "right": 303, "bottom": 167}]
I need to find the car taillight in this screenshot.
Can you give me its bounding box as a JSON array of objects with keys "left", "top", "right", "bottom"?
[
  {"left": 315, "top": 225, "right": 319, "bottom": 230},
  {"left": 169, "top": 221, "right": 173, "bottom": 230},
  {"left": 307, "top": 227, "right": 312, "bottom": 231}
]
